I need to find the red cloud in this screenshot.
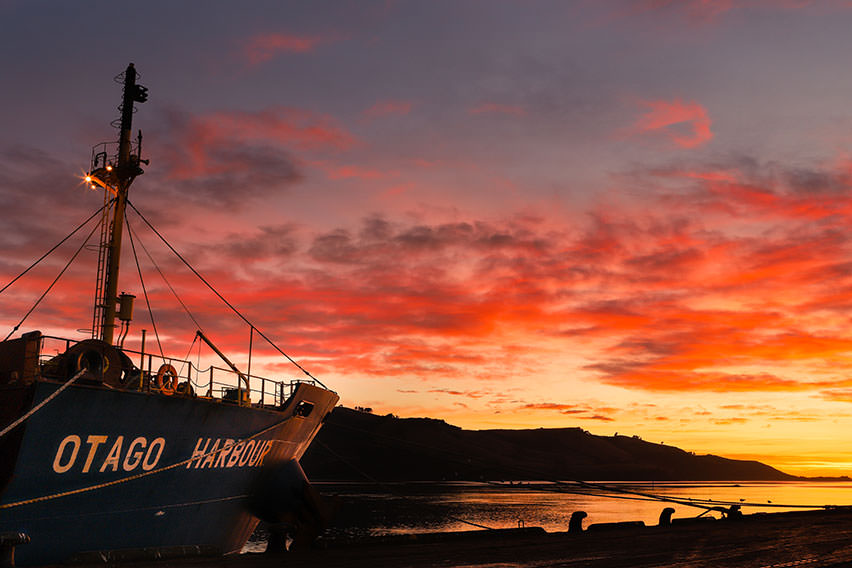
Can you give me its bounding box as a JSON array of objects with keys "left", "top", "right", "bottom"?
[
  {"left": 622, "top": 1, "right": 828, "bottom": 25},
  {"left": 630, "top": 0, "right": 735, "bottom": 22},
  {"left": 629, "top": 99, "right": 713, "bottom": 148},
  {"left": 363, "top": 100, "right": 414, "bottom": 118},
  {"left": 154, "top": 107, "right": 354, "bottom": 201},
  {"left": 243, "top": 33, "right": 332, "bottom": 65},
  {"left": 469, "top": 103, "right": 527, "bottom": 117},
  {"left": 327, "top": 165, "right": 394, "bottom": 181},
  {"left": 12, "top": 154, "right": 852, "bottom": 406}
]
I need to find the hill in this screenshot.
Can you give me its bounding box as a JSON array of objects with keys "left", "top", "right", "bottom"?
[{"left": 300, "top": 407, "right": 796, "bottom": 481}]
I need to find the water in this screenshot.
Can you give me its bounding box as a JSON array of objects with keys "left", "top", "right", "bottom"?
[{"left": 244, "top": 480, "right": 852, "bottom": 551}]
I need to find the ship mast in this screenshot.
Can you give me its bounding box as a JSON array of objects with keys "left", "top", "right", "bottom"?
[{"left": 86, "top": 63, "right": 148, "bottom": 345}]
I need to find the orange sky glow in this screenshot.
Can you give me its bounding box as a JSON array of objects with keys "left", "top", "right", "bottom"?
[{"left": 4, "top": 1, "right": 852, "bottom": 477}]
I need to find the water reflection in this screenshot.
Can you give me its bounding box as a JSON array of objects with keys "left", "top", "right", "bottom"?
[{"left": 316, "top": 481, "right": 852, "bottom": 538}]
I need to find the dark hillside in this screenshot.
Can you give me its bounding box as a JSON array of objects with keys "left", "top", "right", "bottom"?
[{"left": 300, "top": 407, "right": 795, "bottom": 481}]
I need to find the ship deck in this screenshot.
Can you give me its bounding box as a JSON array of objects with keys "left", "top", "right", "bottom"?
[{"left": 69, "top": 507, "right": 852, "bottom": 568}]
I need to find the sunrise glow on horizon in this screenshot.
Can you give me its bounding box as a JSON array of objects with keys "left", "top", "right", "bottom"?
[{"left": 4, "top": 1, "right": 852, "bottom": 477}]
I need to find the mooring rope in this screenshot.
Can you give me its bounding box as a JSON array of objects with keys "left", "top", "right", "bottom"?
[
  {"left": 0, "top": 413, "right": 293, "bottom": 510},
  {"left": 315, "top": 438, "right": 496, "bottom": 531},
  {"left": 321, "top": 418, "right": 842, "bottom": 513},
  {"left": 0, "top": 370, "right": 87, "bottom": 440}
]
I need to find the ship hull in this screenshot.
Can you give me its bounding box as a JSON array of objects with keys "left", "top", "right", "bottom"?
[{"left": 0, "top": 379, "right": 338, "bottom": 566}]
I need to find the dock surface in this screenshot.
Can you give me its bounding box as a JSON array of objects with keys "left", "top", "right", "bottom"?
[{"left": 76, "top": 508, "right": 852, "bottom": 568}]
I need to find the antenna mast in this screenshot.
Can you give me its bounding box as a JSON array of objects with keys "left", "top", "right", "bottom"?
[{"left": 86, "top": 63, "right": 148, "bottom": 345}]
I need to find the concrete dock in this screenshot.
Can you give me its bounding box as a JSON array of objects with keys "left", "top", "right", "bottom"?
[{"left": 72, "top": 507, "right": 852, "bottom": 568}]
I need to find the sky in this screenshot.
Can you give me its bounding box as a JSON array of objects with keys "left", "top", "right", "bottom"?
[{"left": 3, "top": 0, "right": 852, "bottom": 476}]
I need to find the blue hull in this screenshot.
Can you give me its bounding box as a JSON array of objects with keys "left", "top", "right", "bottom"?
[{"left": 0, "top": 380, "right": 338, "bottom": 566}]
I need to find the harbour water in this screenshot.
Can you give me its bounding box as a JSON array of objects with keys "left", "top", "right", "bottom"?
[{"left": 244, "top": 480, "right": 852, "bottom": 551}]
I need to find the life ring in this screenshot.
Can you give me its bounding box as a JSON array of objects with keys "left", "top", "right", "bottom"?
[{"left": 156, "top": 363, "right": 178, "bottom": 395}]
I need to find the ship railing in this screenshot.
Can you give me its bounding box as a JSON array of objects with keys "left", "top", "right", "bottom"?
[{"left": 35, "top": 335, "right": 318, "bottom": 409}]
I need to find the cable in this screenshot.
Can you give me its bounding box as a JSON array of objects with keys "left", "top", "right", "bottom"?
[
  {"left": 315, "top": 439, "right": 495, "bottom": 531},
  {"left": 0, "top": 202, "right": 109, "bottom": 297},
  {"left": 1, "top": 413, "right": 293, "bottom": 510},
  {"left": 0, "top": 369, "right": 87, "bottom": 439},
  {"left": 126, "top": 200, "right": 327, "bottom": 389},
  {"left": 129, "top": 218, "right": 204, "bottom": 332},
  {"left": 126, "top": 218, "right": 165, "bottom": 361},
  {"left": 319, "top": 418, "right": 839, "bottom": 513},
  {"left": 177, "top": 332, "right": 199, "bottom": 381},
  {"left": 4, "top": 217, "right": 102, "bottom": 342}
]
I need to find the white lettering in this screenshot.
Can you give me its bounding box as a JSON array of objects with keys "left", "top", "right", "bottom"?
[
  {"left": 51, "top": 433, "right": 278, "bottom": 474},
  {"left": 187, "top": 437, "right": 210, "bottom": 469},
  {"left": 255, "top": 440, "right": 274, "bottom": 466},
  {"left": 199, "top": 438, "right": 221, "bottom": 469},
  {"left": 226, "top": 440, "right": 244, "bottom": 467},
  {"left": 99, "top": 436, "right": 124, "bottom": 472},
  {"left": 247, "top": 440, "right": 265, "bottom": 466},
  {"left": 53, "top": 435, "right": 81, "bottom": 473},
  {"left": 238, "top": 440, "right": 256, "bottom": 467},
  {"left": 143, "top": 437, "right": 165, "bottom": 471},
  {"left": 213, "top": 439, "right": 235, "bottom": 468},
  {"left": 122, "top": 437, "right": 147, "bottom": 471},
  {"left": 82, "top": 435, "right": 108, "bottom": 473}
]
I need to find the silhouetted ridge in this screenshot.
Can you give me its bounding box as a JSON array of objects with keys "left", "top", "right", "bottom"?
[{"left": 301, "top": 407, "right": 796, "bottom": 481}]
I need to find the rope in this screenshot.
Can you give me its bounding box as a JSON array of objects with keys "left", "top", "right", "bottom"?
[
  {"left": 20, "top": 494, "right": 249, "bottom": 523},
  {"left": 177, "top": 332, "right": 199, "bottom": 381},
  {"left": 0, "top": 203, "right": 109, "bottom": 297},
  {"left": 0, "top": 413, "right": 293, "bottom": 510},
  {"left": 126, "top": 219, "right": 165, "bottom": 361},
  {"left": 0, "top": 369, "right": 87, "bottom": 439},
  {"left": 315, "top": 439, "right": 495, "bottom": 531},
  {"left": 3, "top": 217, "right": 102, "bottom": 342},
  {"left": 129, "top": 217, "right": 204, "bottom": 332},
  {"left": 321, "top": 418, "right": 838, "bottom": 514},
  {"left": 126, "top": 200, "right": 327, "bottom": 389}
]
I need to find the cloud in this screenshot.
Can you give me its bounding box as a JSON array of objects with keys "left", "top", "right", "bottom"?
[
  {"left": 149, "top": 107, "right": 354, "bottom": 206},
  {"left": 621, "top": 0, "right": 831, "bottom": 25},
  {"left": 518, "top": 402, "right": 616, "bottom": 421},
  {"left": 13, "top": 153, "right": 852, "bottom": 406},
  {"left": 628, "top": 0, "right": 735, "bottom": 22},
  {"left": 469, "top": 103, "right": 527, "bottom": 117},
  {"left": 429, "top": 388, "right": 487, "bottom": 398},
  {"left": 628, "top": 99, "right": 713, "bottom": 148},
  {"left": 243, "top": 33, "right": 335, "bottom": 65},
  {"left": 327, "top": 165, "right": 394, "bottom": 181},
  {"left": 363, "top": 100, "right": 414, "bottom": 118}
]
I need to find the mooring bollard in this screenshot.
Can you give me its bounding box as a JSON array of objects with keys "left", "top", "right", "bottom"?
[
  {"left": 659, "top": 507, "right": 676, "bottom": 526},
  {"left": 569, "top": 511, "right": 587, "bottom": 533},
  {"left": 0, "top": 532, "right": 30, "bottom": 568}
]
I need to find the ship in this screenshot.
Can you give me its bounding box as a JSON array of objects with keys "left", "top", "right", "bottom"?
[{"left": 0, "top": 64, "right": 339, "bottom": 566}]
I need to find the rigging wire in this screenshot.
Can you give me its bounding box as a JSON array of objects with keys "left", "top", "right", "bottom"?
[
  {"left": 3, "top": 216, "right": 102, "bottom": 342},
  {"left": 177, "top": 332, "right": 199, "bottom": 382},
  {"left": 320, "top": 418, "right": 840, "bottom": 513},
  {"left": 127, "top": 216, "right": 205, "bottom": 333},
  {"left": 315, "top": 439, "right": 496, "bottom": 531},
  {"left": 126, "top": 218, "right": 165, "bottom": 362},
  {"left": 126, "top": 200, "right": 327, "bottom": 388},
  {"left": 127, "top": 216, "right": 216, "bottom": 386},
  {"left": 0, "top": 202, "right": 111, "bottom": 297}
]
